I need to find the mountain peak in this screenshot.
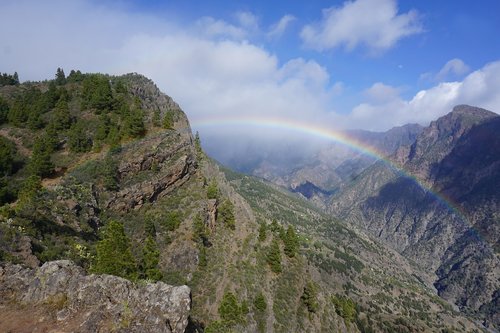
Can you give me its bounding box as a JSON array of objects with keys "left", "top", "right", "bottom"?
[{"left": 448, "top": 104, "right": 498, "bottom": 120}]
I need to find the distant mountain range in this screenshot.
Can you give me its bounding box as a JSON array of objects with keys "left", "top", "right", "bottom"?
[
  {"left": 236, "top": 104, "right": 500, "bottom": 328},
  {"left": 329, "top": 105, "right": 499, "bottom": 327}
]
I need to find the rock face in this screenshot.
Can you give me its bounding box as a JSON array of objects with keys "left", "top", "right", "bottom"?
[
  {"left": 106, "top": 131, "right": 197, "bottom": 211},
  {"left": 329, "top": 105, "right": 500, "bottom": 329},
  {"left": 0, "top": 260, "right": 191, "bottom": 333}
]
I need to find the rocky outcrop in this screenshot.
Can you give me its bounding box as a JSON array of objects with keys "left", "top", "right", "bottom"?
[
  {"left": 106, "top": 131, "right": 197, "bottom": 211},
  {"left": 0, "top": 260, "right": 191, "bottom": 333},
  {"left": 205, "top": 199, "right": 218, "bottom": 231}
]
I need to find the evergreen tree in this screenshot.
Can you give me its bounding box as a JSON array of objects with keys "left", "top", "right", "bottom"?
[
  {"left": 283, "top": 225, "right": 299, "bottom": 258},
  {"left": 0, "top": 137, "right": 16, "bottom": 176},
  {"left": 124, "top": 109, "right": 145, "bottom": 138},
  {"left": 218, "top": 199, "right": 235, "bottom": 230},
  {"left": 218, "top": 291, "right": 243, "bottom": 324},
  {"left": 144, "top": 217, "right": 156, "bottom": 237},
  {"left": 152, "top": 109, "right": 161, "bottom": 127},
  {"left": 194, "top": 131, "right": 203, "bottom": 158},
  {"left": 267, "top": 237, "right": 282, "bottom": 273},
  {"left": 141, "top": 235, "right": 162, "bottom": 281},
  {"left": 52, "top": 98, "right": 72, "bottom": 130},
  {"left": 28, "top": 138, "right": 54, "bottom": 177},
  {"left": 16, "top": 175, "right": 42, "bottom": 212},
  {"left": 258, "top": 221, "right": 267, "bottom": 242},
  {"left": 302, "top": 281, "right": 319, "bottom": 313},
  {"left": 193, "top": 213, "right": 208, "bottom": 245},
  {"left": 68, "top": 121, "right": 92, "bottom": 153},
  {"left": 55, "top": 68, "right": 66, "bottom": 85},
  {"left": 162, "top": 111, "right": 174, "bottom": 129},
  {"left": 206, "top": 180, "right": 218, "bottom": 200},
  {"left": 93, "top": 220, "right": 137, "bottom": 280},
  {"left": 13, "top": 72, "right": 19, "bottom": 85},
  {"left": 81, "top": 74, "right": 114, "bottom": 112},
  {"left": 67, "top": 69, "right": 84, "bottom": 83},
  {"left": 102, "top": 156, "right": 119, "bottom": 191},
  {"left": 44, "top": 81, "right": 59, "bottom": 109},
  {"left": 0, "top": 96, "right": 9, "bottom": 124},
  {"left": 253, "top": 293, "right": 267, "bottom": 312}
]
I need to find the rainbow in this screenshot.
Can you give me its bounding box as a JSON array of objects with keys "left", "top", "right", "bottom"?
[{"left": 193, "top": 115, "right": 481, "bottom": 240}]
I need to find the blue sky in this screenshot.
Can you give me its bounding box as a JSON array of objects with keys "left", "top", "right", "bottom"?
[{"left": 1, "top": 0, "right": 499, "bottom": 134}]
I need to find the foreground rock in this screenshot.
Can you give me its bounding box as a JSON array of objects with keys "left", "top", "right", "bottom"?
[{"left": 0, "top": 260, "right": 191, "bottom": 333}]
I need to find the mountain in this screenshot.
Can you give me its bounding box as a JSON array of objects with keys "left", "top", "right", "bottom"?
[
  {"left": 0, "top": 72, "right": 489, "bottom": 332},
  {"left": 250, "top": 124, "right": 423, "bottom": 205},
  {"left": 329, "top": 105, "right": 500, "bottom": 329}
]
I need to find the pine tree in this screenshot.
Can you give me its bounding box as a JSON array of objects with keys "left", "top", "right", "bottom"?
[
  {"left": 93, "top": 220, "right": 137, "bottom": 280},
  {"left": 28, "top": 138, "right": 54, "bottom": 177},
  {"left": 253, "top": 293, "right": 267, "bottom": 312},
  {"left": 68, "top": 121, "right": 92, "bottom": 153},
  {"left": 283, "top": 225, "right": 299, "bottom": 257},
  {"left": 52, "top": 98, "right": 72, "bottom": 130},
  {"left": 218, "top": 199, "right": 235, "bottom": 230},
  {"left": 141, "top": 235, "right": 162, "bottom": 281},
  {"left": 206, "top": 180, "right": 218, "bottom": 200},
  {"left": 162, "top": 111, "right": 174, "bottom": 129},
  {"left": 0, "top": 137, "right": 16, "bottom": 176},
  {"left": 258, "top": 222, "right": 267, "bottom": 242},
  {"left": 267, "top": 237, "right": 282, "bottom": 273},
  {"left": 218, "top": 291, "right": 242, "bottom": 324},
  {"left": 302, "top": 281, "right": 319, "bottom": 313},
  {"left": 55, "top": 68, "right": 66, "bottom": 85},
  {"left": 152, "top": 109, "right": 161, "bottom": 127},
  {"left": 0, "top": 97, "right": 9, "bottom": 124},
  {"left": 124, "top": 109, "right": 145, "bottom": 138},
  {"left": 102, "top": 156, "right": 119, "bottom": 191}
]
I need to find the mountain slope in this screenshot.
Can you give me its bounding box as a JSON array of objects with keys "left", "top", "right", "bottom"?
[
  {"left": 0, "top": 73, "right": 487, "bottom": 332},
  {"left": 329, "top": 105, "right": 500, "bottom": 329},
  {"left": 249, "top": 123, "right": 423, "bottom": 206}
]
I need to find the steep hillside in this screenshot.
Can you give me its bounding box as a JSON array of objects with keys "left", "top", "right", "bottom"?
[
  {"left": 0, "top": 73, "right": 487, "bottom": 332},
  {"left": 330, "top": 105, "right": 500, "bottom": 329},
  {"left": 251, "top": 124, "right": 423, "bottom": 206}
]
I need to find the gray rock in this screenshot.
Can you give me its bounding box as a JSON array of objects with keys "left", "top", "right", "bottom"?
[{"left": 0, "top": 260, "right": 191, "bottom": 333}]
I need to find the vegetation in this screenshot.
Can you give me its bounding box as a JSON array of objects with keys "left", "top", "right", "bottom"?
[
  {"left": 331, "top": 295, "right": 357, "bottom": 323},
  {"left": 266, "top": 237, "right": 282, "bottom": 273},
  {"left": 301, "top": 281, "right": 319, "bottom": 313},
  {"left": 218, "top": 199, "right": 235, "bottom": 230},
  {"left": 283, "top": 225, "right": 299, "bottom": 257},
  {"left": 92, "top": 220, "right": 137, "bottom": 280},
  {"left": 141, "top": 235, "right": 162, "bottom": 281}
]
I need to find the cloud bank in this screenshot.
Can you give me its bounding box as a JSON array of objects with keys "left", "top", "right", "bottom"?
[
  {"left": 0, "top": 0, "right": 499, "bottom": 142},
  {"left": 300, "top": 0, "right": 423, "bottom": 53}
]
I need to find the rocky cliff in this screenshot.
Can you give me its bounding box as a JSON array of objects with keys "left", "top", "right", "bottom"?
[
  {"left": 329, "top": 105, "right": 500, "bottom": 329},
  {"left": 0, "top": 260, "right": 191, "bottom": 333}
]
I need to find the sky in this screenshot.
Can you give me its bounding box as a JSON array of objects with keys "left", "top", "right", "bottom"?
[{"left": 1, "top": 0, "right": 499, "bottom": 140}]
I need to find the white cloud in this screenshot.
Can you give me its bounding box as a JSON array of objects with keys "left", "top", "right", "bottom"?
[
  {"left": 340, "top": 61, "right": 500, "bottom": 130},
  {"left": 300, "top": 0, "right": 423, "bottom": 53},
  {"left": 268, "top": 14, "right": 296, "bottom": 38},
  {"left": 435, "top": 58, "right": 470, "bottom": 81},
  {"left": 420, "top": 58, "right": 471, "bottom": 82},
  {"left": 195, "top": 17, "right": 247, "bottom": 39},
  {"left": 235, "top": 11, "right": 259, "bottom": 32}
]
